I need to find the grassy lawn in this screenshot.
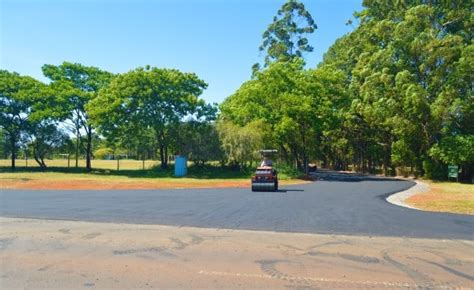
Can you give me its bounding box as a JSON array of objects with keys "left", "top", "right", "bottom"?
[
  {"left": 0, "top": 159, "right": 305, "bottom": 190},
  {"left": 406, "top": 181, "right": 474, "bottom": 215}
]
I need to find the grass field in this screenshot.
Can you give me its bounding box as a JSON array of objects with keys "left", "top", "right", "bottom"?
[
  {"left": 406, "top": 181, "right": 474, "bottom": 215},
  {"left": 0, "top": 159, "right": 160, "bottom": 170},
  {"left": 0, "top": 159, "right": 305, "bottom": 190}
]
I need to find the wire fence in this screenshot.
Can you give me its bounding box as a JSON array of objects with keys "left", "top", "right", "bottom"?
[{"left": 0, "top": 159, "right": 161, "bottom": 170}]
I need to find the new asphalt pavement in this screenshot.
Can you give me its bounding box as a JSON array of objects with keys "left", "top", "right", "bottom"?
[{"left": 1, "top": 174, "right": 473, "bottom": 239}]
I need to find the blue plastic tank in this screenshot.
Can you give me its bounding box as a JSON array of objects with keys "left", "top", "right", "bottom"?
[{"left": 174, "top": 155, "right": 187, "bottom": 177}]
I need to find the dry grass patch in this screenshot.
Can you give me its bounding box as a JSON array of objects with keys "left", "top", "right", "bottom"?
[
  {"left": 406, "top": 181, "right": 474, "bottom": 215},
  {"left": 0, "top": 171, "right": 306, "bottom": 190}
]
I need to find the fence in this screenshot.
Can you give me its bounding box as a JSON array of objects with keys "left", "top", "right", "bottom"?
[{"left": 0, "top": 159, "right": 161, "bottom": 170}]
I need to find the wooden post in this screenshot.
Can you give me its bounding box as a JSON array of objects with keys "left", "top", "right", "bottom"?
[
  {"left": 25, "top": 152, "right": 28, "bottom": 168},
  {"left": 68, "top": 154, "right": 70, "bottom": 168},
  {"left": 117, "top": 157, "right": 120, "bottom": 171},
  {"left": 142, "top": 159, "right": 145, "bottom": 170}
]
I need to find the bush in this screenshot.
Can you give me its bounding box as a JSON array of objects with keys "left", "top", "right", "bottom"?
[
  {"left": 423, "top": 159, "right": 447, "bottom": 180},
  {"left": 94, "top": 148, "right": 113, "bottom": 160},
  {"left": 276, "top": 163, "right": 302, "bottom": 179}
]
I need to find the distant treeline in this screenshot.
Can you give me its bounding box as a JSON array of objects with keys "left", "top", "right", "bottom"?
[{"left": 1, "top": 0, "right": 472, "bottom": 181}]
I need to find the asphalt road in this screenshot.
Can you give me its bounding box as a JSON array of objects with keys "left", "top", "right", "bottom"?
[{"left": 1, "top": 175, "right": 473, "bottom": 239}]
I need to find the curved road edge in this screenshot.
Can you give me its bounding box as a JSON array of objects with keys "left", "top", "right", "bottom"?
[{"left": 386, "top": 180, "right": 428, "bottom": 210}]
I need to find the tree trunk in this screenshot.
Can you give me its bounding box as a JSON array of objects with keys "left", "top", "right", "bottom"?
[
  {"left": 32, "top": 145, "right": 47, "bottom": 168},
  {"left": 86, "top": 126, "right": 92, "bottom": 171},
  {"left": 159, "top": 143, "right": 168, "bottom": 169},
  {"left": 10, "top": 135, "right": 16, "bottom": 170},
  {"left": 383, "top": 151, "right": 390, "bottom": 176},
  {"left": 75, "top": 131, "right": 80, "bottom": 168}
]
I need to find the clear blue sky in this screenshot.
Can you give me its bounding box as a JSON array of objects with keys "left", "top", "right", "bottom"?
[{"left": 1, "top": 0, "right": 362, "bottom": 104}]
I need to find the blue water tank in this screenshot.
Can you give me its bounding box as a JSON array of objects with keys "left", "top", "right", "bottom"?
[{"left": 174, "top": 155, "right": 187, "bottom": 177}]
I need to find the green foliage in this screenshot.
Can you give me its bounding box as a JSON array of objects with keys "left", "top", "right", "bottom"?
[
  {"left": 0, "top": 70, "right": 45, "bottom": 169},
  {"left": 423, "top": 159, "right": 447, "bottom": 180},
  {"left": 317, "top": 1, "right": 473, "bottom": 179},
  {"left": 88, "top": 66, "right": 214, "bottom": 169},
  {"left": 216, "top": 119, "right": 264, "bottom": 167},
  {"left": 42, "top": 62, "right": 113, "bottom": 170},
  {"left": 429, "top": 136, "right": 474, "bottom": 165},
  {"left": 221, "top": 58, "right": 347, "bottom": 170},
  {"left": 172, "top": 121, "right": 223, "bottom": 165},
  {"left": 255, "top": 0, "right": 317, "bottom": 70},
  {"left": 28, "top": 121, "right": 68, "bottom": 168},
  {"left": 94, "top": 147, "right": 114, "bottom": 160}
]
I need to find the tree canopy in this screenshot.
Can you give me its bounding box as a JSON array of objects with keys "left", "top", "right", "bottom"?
[
  {"left": 88, "top": 66, "right": 215, "bottom": 168},
  {"left": 254, "top": 0, "right": 317, "bottom": 72},
  {"left": 42, "top": 62, "right": 114, "bottom": 170}
]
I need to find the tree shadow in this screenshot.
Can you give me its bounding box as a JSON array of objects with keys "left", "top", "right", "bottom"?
[
  {"left": 277, "top": 189, "right": 305, "bottom": 192},
  {"left": 312, "top": 170, "right": 408, "bottom": 183}
]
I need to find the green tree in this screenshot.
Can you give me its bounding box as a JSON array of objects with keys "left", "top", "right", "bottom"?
[
  {"left": 216, "top": 120, "right": 264, "bottom": 168},
  {"left": 318, "top": 1, "right": 472, "bottom": 179},
  {"left": 42, "top": 62, "right": 113, "bottom": 171},
  {"left": 28, "top": 121, "right": 68, "bottom": 168},
  {"left": 254, "top": 0, "right": 317, "bottom": 71},
  {"left": 0, "top": 128, "right": 8, "bottom": 159},
  {"left": 172, "top": 121, "right": 223, "bottom": 166},
  {"left": 0, "top": 70, "right": 43, "bottom": 169},
  {"left": 88, "top": 66, "right": 210, "bottom": 169},
  {"left": 221, "top": 59, "right": 345, "bottom": 171}
]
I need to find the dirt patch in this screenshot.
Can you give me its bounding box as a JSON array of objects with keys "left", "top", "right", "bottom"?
[
  {"left": 0, "top": 179, "right": 247, "bottom": 190},
  {"left": 0, "top": 178, "right": 305, "bottom": 190}
]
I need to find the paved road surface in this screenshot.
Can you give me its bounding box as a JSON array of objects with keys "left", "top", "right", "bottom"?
[{"left": 1, "top": 175, "right": 473, "bottom": 239}]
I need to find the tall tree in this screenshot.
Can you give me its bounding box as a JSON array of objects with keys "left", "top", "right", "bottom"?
[
  {"left": 220, "top": 59, "right": 345, "bottom": 171},
  {"left": 254, "top": 0, "right": 317, "bottom": 71},
  {"left": 88, "top": 66, "right": 211, "bottom": 169},
  {"left": 0, "top": 70, "right": 42, "bottom": 169},
  {"left": 318, "top": 1, "right": 473, "bottom": 179},
  {"left": 42, "top": 62, "right": 113, "bottom": 171}
]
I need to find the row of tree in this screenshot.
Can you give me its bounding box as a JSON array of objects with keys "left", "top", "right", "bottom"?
[
  {"left": 220, "top": 0, "right": 473, "bottom": 180},
  {"left": 1, "top": 0, "right": 472, "bottom": 180},
  {"left": 0, "top": 64, "right": 222, "bottom": 170}
]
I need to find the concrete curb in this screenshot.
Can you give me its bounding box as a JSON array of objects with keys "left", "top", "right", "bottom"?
[{"left": 386, "top": 180, "right": 430, "bottom": 210}]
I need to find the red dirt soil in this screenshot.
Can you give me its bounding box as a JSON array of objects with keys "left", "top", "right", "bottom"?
[{"left": 1, "top": 179, "right": 251, "bottom": 190}]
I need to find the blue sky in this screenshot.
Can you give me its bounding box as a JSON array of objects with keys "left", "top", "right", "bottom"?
[{"left": 1, "top": 0, "right": 362, "bottom": 104}]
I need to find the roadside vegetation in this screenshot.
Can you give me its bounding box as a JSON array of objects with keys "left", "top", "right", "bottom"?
[
  {"left": 407, "top": 181, "right": 474, "bottom": 215},
  {"left": 1, "top": 0, "right": 472, "bottom": 184}
]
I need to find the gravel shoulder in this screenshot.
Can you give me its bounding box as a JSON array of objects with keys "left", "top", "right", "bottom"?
[{"left": 386, "top": 180, "right": 429, "bottom": 210}]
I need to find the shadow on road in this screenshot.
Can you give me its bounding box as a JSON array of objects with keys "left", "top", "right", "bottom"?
[
  {"left": 312, "top": 170, "right": 406, "bottom": 183},
  {"left": 277, "top": 189, "right": 305, "bottom": 192}
]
